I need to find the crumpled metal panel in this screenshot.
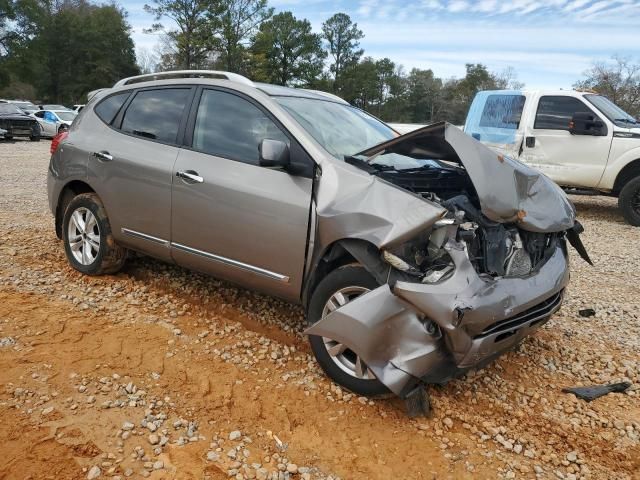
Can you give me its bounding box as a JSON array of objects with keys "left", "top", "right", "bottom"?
[
  {"left": 304, "top": 284, "right": 444, "bottom": 396},
  {"left": 306, "top": 241, "right": 569, "bottom": 395},
  {"left": 356, "top": 122, "right": 576, "bottom": 233},
  {"left": 394, "top": 241, "right": 569, "bottom": 363},
  {"left": 307, "top": 123, "right": 576, "bottom": 399},
  {"left": 314, "top": 160, "right": 447, "bottom": 251}
]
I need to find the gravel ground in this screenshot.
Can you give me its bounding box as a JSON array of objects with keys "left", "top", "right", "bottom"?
[{"left": 0, "top": 139, "right": 638, "bottom": 480}]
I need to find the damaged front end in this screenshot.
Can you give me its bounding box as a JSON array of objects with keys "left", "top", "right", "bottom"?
[{"left": 306, "top": 122, "right": 590, "bottom": 403}]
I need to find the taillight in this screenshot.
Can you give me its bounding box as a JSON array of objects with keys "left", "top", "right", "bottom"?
[{"left": 50, "top": 131, "right": 68, "bottom": 155}]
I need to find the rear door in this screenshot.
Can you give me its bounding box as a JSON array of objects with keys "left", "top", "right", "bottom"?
[
  {"left": 170, "top": 87, "right": 314, "bottom": 302},
  {"left": 520, "top": 95, "right": 612, "bottom": 187},
  {"left": 87, "top": 86, "right": 194, "bottom": 261}
]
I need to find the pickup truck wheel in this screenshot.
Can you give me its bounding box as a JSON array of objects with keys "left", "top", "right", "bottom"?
[
  {"left": 62, "top": 193, "right": 127, "bottom": 275},
  {"left": 618, "top": 177, "right": 640, "bottom": 226},
  {"left": 307, "top": 265, "right": 390, "bottom": 397}
]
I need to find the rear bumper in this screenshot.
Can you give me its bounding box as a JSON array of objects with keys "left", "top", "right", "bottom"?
[{"left": 306, "top": 240, "right": 569, "bottom": 396}]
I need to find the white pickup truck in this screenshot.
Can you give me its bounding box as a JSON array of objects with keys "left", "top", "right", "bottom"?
[{"left": 463, "top": 90, "right": 640, "bottom": 226}]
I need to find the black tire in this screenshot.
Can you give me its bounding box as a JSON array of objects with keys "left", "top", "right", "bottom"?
[
  {"left": 618, "top": 176, "right": 640, "bottom": 226},
  {"left": 30, "top": 135, "right": 40, "bottom": 142},
  {"left": 62, "top": 193, "right": 127, "bottom": 275},
  {"left": 308, "top": 265, "right": 389, "bottom": 397},
  {"left": 4, "top": 135, "right": 13, "bottom": 140}
]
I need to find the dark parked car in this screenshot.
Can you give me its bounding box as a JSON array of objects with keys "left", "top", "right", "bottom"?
[{"left": 0, "top": 103, "right": 40, "bottom": 141}]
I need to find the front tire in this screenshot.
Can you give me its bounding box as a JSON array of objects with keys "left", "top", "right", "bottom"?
[
  {"left": 618, "top": 176, "right": 640, "bottom": 226},
  {"left": 62, "top": 193, "right": 126, "bottom": 275},
  {"left": 308, "top": 265, "right": 389, "bottom": 396},
  {"left": 30, "top": 135, "right": 40, "bottom": 142}
]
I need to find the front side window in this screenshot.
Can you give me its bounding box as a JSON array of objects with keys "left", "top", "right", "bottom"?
[
  {"left": 121, "top": 88, "right": 190, "bottom": 144},
  {"left": 534, "top": 96, "right": 594, "bottom": 130},
  {"left": 192, "top": 89, "right": 288, "bottom": 165},
  {"left": 479, "top": 94, "right": 525, "bottom": 130},
  {"left": 95, "top": 92, "right": 130, "bottom": 125}
]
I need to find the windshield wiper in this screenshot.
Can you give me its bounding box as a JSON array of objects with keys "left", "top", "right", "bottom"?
[
  {"left": 615, "top": 118, "right": 637, "bottom": 125},
  {"left": 344, "top": 155, "right": 396, "bottom": 174}
]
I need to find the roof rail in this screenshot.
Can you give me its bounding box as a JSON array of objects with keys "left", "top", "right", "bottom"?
[
  {"left": 113, "top": 70, "right": 255, "bottom": 88},
  {"left": 303, "top": 89, "right": 349, "bottom": 104},
  {"left": 87, "top": 88, "right": 108, "bottom": 101}
]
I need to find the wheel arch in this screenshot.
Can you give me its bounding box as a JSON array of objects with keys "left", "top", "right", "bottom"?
[
  {"left": 55, "top": 180, "right": 96, "bottom": 239},
  {"left": 302, "top": 238, "right": 389, "bottom": 311},
  {"left": 612, "top": 159, "right": 640, "bottom": 195}
]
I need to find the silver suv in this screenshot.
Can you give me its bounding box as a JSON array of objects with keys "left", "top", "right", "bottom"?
[{"left": 48, "top": 70, "right": 590, "bottom": 404}]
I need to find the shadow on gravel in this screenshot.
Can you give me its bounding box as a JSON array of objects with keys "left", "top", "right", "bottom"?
[{"left": 120, "top": 253, "right": 307, "bottom": 347}]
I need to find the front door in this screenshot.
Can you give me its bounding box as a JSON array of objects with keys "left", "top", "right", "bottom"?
[
  {"left": 171, "top": 88, "right": 314, "bottom": 301},
  {"left": 520, "top": 95, "right": 612, "bottom": 188}
]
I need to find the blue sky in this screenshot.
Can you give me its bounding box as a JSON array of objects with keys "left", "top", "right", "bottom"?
[{"left": 123, "top": 0, "right": 640, "bottom": 89}]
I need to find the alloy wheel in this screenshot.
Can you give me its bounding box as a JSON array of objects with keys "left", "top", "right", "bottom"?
[
  {"left": 321, "top": 286, "right": 376, "bottom": 380},
  {"left": 67, "top": 207, "right": 100, "bottom": 265}
]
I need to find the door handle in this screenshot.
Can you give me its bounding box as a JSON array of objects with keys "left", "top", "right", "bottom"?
[
  {"left": 176, "top": 170, "right": 204, "bottom": 184},
  {"left": 525, "top": 136, "right": 536, "bottom": 148},
  {"left": 93, "top": 151, "right": 113, "bottom": 162}
]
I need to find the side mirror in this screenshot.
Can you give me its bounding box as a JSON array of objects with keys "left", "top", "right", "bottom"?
[
  {"left": 569, "top": 112, "right": 607, "bottom": 136},
  {"left": 259, "top": 139, "right": 290, "bottom": 169}
]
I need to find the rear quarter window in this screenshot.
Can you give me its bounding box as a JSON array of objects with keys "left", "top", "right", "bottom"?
[
  {"left": 479, "top": 94, "right": 525, "bottom": 129},
  {"left": 120, "top": 88, "right": 190, "bottom": 144},
  {"left": 95, "top": 92, "right": 131, "bottom": 125}
]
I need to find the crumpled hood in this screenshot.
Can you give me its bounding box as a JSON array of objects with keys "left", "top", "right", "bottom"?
[{"left": 357, "top": 122, "right": 576, "bottom": 233}]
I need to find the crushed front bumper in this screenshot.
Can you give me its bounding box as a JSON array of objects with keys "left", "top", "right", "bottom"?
[{"left": 305, "top": 240, "right": 569, "bottom": 397}]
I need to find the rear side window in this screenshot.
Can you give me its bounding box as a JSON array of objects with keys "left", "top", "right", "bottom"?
[
  {"left": 121, "top": 88, "right": 190, "bottom": 144},
  {"left": 192, "top": 89, "right": 288, "bottom": 165},
  {"left": 479, "top": 94, "right": 525, "bottom": 129},
  {"left": 534, "top": 96, "right": 594, "bottom": 130},
  {"left": 95, "top": 92, "right": 130, "bottom": 125}
]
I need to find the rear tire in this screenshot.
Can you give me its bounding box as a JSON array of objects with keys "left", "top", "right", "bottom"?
[
  {"left": 308, "top": 265, "right": 389, "bottom": 397},
  {"left": 618, "top": 176, "right": 640, "bottom": 226},
  {"left": 30, "top": 135, "right": 40, "bottom": 142},
  {"left": 62, "top": 193, "right": 127, "bottom": 275}
]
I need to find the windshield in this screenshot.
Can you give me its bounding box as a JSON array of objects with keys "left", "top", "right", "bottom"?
[
  {"left": 274, "top": 96, "right": 395, "bottom": 159},
  {"left": 0, "top": 104, "right": 24, "bottom": 115},
  {"left": 585, "top": 95, "right": 637, "bottom": 126},
  {"left": 55, "top": 111, "right": 77, "bottom": 121}
]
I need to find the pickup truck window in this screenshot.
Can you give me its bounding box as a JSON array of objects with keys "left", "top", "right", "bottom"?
[
  {"left": 479, "top": 94, "right": 525, "bottom": 129},
  {"left": 534, "top": 96, "right": 595, "bottom": 131}
]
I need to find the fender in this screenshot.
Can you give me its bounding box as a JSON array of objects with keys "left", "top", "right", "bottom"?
[{"left": 597, "top": 142, "right": 640, "bottom": 191}]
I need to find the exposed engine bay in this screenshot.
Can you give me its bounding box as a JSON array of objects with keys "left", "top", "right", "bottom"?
[{"left": 345, "top": 157, "right": 564, "bottom": 282}]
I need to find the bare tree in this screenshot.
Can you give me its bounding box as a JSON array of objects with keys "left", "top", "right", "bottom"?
[
  {"left": 136, "top": 47, "right": 159, "bottom": 74},
  {"left": 575, "top": 56, "right": 640, "bottom": 116}
]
